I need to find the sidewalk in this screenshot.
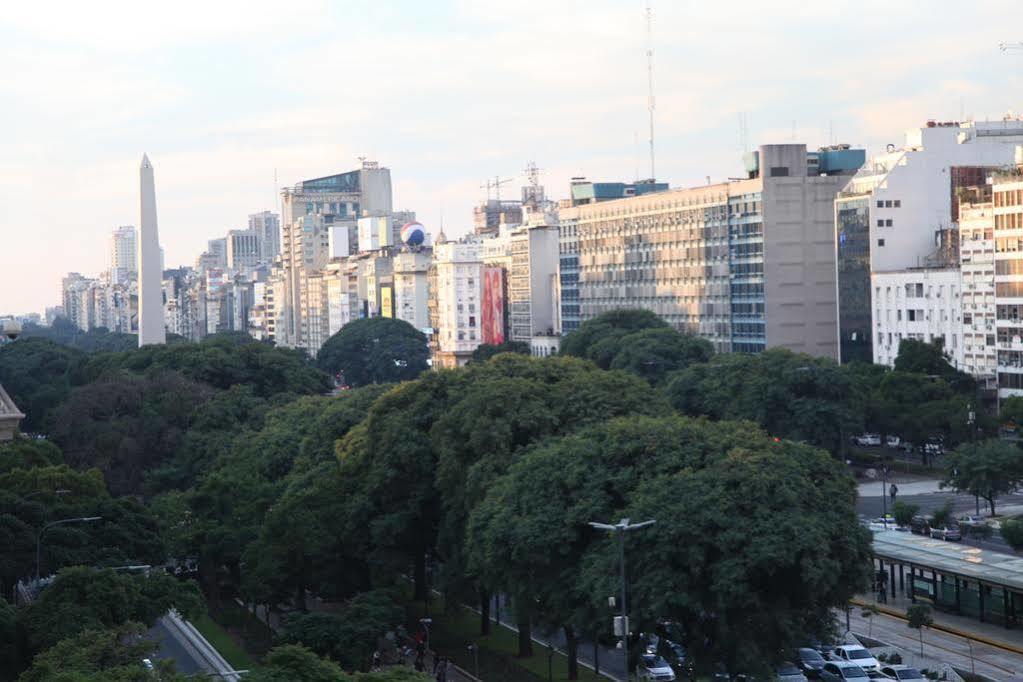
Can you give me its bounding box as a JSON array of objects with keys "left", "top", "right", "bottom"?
[{"left": 858, "top": 479, "right": 949, "bottom": 497}]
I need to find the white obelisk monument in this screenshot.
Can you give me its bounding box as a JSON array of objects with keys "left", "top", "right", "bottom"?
[{"left": 137, "top": 154, "right": 166, "bottom": 346}]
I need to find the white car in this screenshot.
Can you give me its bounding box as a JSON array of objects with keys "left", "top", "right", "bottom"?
[
  {"left": 855, "top": 434, "right": 882, "bottom": 447},
  {"left": 636, "top": 653, "right": 676, "bottom": 681},
  {"left": 880, "top": 665, "right": 925, "bottom": 681},
  {"left": 830, "top": 645, "right": 879, "bottom": 673},
  {"left": 885, "top": 435, "right": 901, "bottom": 448}
]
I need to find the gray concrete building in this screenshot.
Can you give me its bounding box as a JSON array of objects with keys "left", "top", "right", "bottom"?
[{"left": 562, "top": 144, "right": 863, "bottom": 357}]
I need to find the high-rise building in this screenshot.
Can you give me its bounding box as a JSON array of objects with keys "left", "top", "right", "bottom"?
[
  {"left": 870, "top": 268, "right": 963, "bottom": 369},
  {"left": 836, "top": 119, "right": 1023, "bottom": 363},
  {"left": 563, "top": 144, "right": 862, "bottom": 357},
  {"left": 473, "top": 199, "right": 522, "bottom": 238},
  {"left": 278, "top": 161, "right": 393, "bottom": 351},
  {"left": 392, "top": 250, "right": 432, "bottom": 331},
  {"left": 248, "top": 211, "right": 281, "bottom": 263},
  {"left": 109, "top": 225, "right": 137, "bottom": 282},
  {"left": 959, "top": 188, "right": 996, "bottom": 383},
  {"left": 207, "top": 238, "right": 228, "bottom": 268},
  {"left": 429, "top": 239, "right": 483, "bottom": 367},
  {"left": 226, "top": 229, "right": 261, "bottom": 272},
  {"left": 993, "top": 165, "right": 1023, "bottom": 401},
  {"left": 509, "top": 225, "right": 559, "bottom": 343},
  {"left": 137, "top": 155, "right": 166, "bottom": 346}
]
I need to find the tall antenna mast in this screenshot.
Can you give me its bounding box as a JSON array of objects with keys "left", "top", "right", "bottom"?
[{"left": 645, "top": 1, "right": 656, "bottom": 181}]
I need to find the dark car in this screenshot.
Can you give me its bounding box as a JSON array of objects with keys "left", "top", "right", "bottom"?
[
  {"left": 794, "top": 648, "right": 826, "bottom": 678},
  {"left": 909, "top": 515, "right": 930, "bottom": 535}
]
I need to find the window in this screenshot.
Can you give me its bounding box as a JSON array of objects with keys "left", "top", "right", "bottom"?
[
  {"left": 877, "top": 200, "right": 884, "bottom": 208},
  {"left": 885, "top": 219, "right": 893, "bottom": 227},
  {"left": 885, "top": 200, "right": 893, "bottom": 207},
  {"left": 894, "top": 200, "right": 901, "bottom": 207},
  {"left": 769, "top": 166, "right": 789, "bottom": 177},
  {"left": 468, "top": 316, "right": 476, "bottom": 327},
  {"left": 877, "top": 219, "right": 884, "bottom": 227},
  {"left": 878, "top": 238, "right": 885, "bottom": 247}
]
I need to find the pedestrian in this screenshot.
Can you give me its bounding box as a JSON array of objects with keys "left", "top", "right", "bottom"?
[
  {"left": 436, "top": 657, "right": 448, "bottom": 682},
  {"left": 890, "top": 483, "right": 898, "bottom": 503},
  {"left": 372, "top": 650, "right": 382, "bottom": 671},
  {"left": 878, "top": 584, "right": 887, "bottom": 604}
]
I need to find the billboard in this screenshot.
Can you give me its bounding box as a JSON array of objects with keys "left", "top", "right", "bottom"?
[
  {"left": 380, "top": 284, "right": 394, "bottom": 318},
  {"left": 482, "top": 266, "right": 505, "bottom": 345}
]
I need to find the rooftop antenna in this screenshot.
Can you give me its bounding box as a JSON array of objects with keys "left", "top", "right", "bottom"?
[
  {"left": 492, "top": 175, "right": 512, "bottom": 201},
  {"left": 645, "top": 1, "right": 656, "bottom": 181},
  {"left": 738, "top": 112, "right": 749, "bottom": 152},
  {"left": 523, "top": 161, "right": 542, "bottom": 190}
]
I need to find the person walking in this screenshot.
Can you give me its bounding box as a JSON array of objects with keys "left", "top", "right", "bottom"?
[
  {"left": 890, "top": 483, "right": 898, "bottom": 504},
  {"left": 435, "top": 657, "right": 448, "bottom": 682}
]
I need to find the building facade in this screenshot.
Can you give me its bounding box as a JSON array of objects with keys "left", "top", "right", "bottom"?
[
  {"left": 994, "top": 169, "right": 1023, "bottom": 400},
  {"left": 429, "top": 239, "right": 483, "bottom": 367},
  {"left": 109, "top": 225, "right": 137, "bottom": 282},
  {"left": 959, "top": 193, "right": 997, "bottom": 382},
  {"left": 248, "top": 210, "right": 281, "bottom": 263},
  {"left": 870, "top": 268, "right": 963, "bottom": 368}
]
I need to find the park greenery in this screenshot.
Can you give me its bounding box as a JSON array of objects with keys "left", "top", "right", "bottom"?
[{"left": 0, "top": 309, "right": 1009, "bottom": 679}]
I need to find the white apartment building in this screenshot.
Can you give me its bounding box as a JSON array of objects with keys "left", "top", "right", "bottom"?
[
  {"left": 109, "top": 226, "right": 137, "bottom": 282},
  {"left": 393, "top": 250, "right": 431, "bottom": 331},
  {"left": 871, "top": 268, "right": 963, "bottom": 368},
  {"left": 959, "top": 197, "right": 997, "bottom": 381},
  {"left": 429, "top": 239, "right": 483, "bottom": 368},
  {"left": 837, "top": 118, "right": 1023, "bottom": 363},
  {"left": 994, "top": 170, "right": 1023, "bottom": 400},
  {"left": 509, "top": 225, "right": 559, "bottom": 342}
]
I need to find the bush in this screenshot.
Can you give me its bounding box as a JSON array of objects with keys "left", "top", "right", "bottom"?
[
  {"left": 929, "top": 500, "right": 954, "bottom": 529},
  {"left": 892, "top": 501, "right": 919, "bottom": 527},
  {"left": 1001, "top": 518, "right": 1023, "bottom": 550}
]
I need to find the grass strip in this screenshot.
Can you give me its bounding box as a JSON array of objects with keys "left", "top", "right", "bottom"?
[{"left": 192, "top": 611, "right": 259, "bottom": 672}]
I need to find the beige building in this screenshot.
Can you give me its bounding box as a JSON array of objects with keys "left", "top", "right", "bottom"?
[
  {"left": 0, "top": 383, "right": 24, "bottom": 441},
  {"left": 563, "top": 144, "right": 860, "bottom": 357},
  {"left": 429, "top": 239, "right": 483, "bottom": 368}
]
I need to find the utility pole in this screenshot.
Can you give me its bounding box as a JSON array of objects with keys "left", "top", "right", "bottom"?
[
  {"left": 645, "top": 1, "right": 656, "bottom": 181},
  {"left": 589, "top": 518, "right": 657, "bottom": 681}
]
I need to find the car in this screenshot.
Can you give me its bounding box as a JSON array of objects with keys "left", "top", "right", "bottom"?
[
  {"left": 141, "top": 659, "right": 155, "bottom": 671},
  {"left": 777, "top": 662, "right": 809, "bottom": 681},
  {"left": 637, "top": 653, "right": 677, "bottom": 681},
  {"left": 855, "top": 434, "right": 882, "bottom": 447},
  {"left": 885, "top": 435, "right": 901, "bottom": 448},
  {"left": 879, "top": 665, "right": 924, "bottom": 681},
  {"left": 909, "top": 515, "right": 930, "bottom": 535},
  {"left": 922, "top": 439, "right": 945, "bottom": 456},
  {"left": 929, "top": 520, "right": 961, "bottom": 541},
  {"left": 830, "top": 645, "right": 879, "bottom": 673},
  {"left": 794, "top": 647, "right": 827, "bottom": 677},
  {"left": 819, "top": 662, "right": 869, "bottom": 680}
]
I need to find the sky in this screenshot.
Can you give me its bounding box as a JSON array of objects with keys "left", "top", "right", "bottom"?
[{"left": 3, "top": 0, "right": 1023, "bottom": 315}]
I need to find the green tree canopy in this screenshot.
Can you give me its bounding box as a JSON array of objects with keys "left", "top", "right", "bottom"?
[
  {"left": 468, "top": 415, "right": 871, "bottom": 676},
  {"left": 1001, "top": 396, "right": 1023, "bottom": 430},
  {"left": 0, "top": 437, "right": 63, "bottom": 474},
  {"left": 17, "top": 622, "right": 186, "bottom": 682},
  {"left": 317, "top": 317, "right": 429, "bottom": 387},
  {"left": 21, "top": 319, "right": 138, "bottom": 354},
  {"left": 20, "top": 566, "right": 203, "bottom": 653},
  {"left": 469, "top": 341, "right": 531, "bottom": 363},
  {"left": 560, "top": 309, "right": 712, "bottom": 381},
  {"left": 943, "top": 440, "right": 1023, "bottom": 515},
  {"left": 0, "top": 338, "right": 87, "bottom": 432}
]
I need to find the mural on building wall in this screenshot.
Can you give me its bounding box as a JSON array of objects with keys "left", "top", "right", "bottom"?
[{"left": 482, "top": 266, "right": 505, "bottom": 345}]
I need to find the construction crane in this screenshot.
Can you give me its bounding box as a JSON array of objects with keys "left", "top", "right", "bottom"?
[{"left": 481, "top": 175, "right": 513, "bottom": 202}]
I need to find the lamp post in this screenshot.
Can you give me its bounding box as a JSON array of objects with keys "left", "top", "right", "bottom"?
[
  {"left": 35, "top": 516, "right": 101, "bottom": 582},
  {"left": 589, "top": 518, "right": 656, "bottom": 682},
  {"left": 16, "top": 489, "right": 71, "bottom": 505}
]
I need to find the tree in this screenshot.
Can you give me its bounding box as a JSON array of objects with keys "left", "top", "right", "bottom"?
[
  {"left": 891, "top": 501, "right": 919, "bottom": 528},
  {"left": 0, "top": 597, "right": 22, "bottom": 678},
  {"left": 245, "top": 644, "right": 348, "bottom": 682},
  {"left": 929, "top": 500, "right": 954, "bottom": 529},
  {"left": 0, "top": 338, "right": 87, "bottom": 432},
  {"left": 560, "top": 309, "right": 712, "bottom": 382},
  {"left": 468, "top": 415, "right": 872, "bottom": 677},
  {"left": 943, "top": 440, "right": 1023, "bottom": 516},
  {"left": 0, "top": 436, "right": 63, "bottom": 473},
  {"left": 17, "top": 622, "right": 187, "bottom": 682},
  {"left": 894, "top": 338, "right": 970, "bottom": 387},
  {"left": 906, "top": 603, "right": 933, "bottom": 656},
  {"left": 470, "top": 342, "right": 530, "bottom": 363},
  {"left": 19, "top": 566, "right": 203, "bottom": 653},
  {"left": 280, "top": 591, "right": 403, "bottom": 671},
  {"left": 1001, "top": 519, "right": 1023, "bottom": 551},
  {"left": 317, "top": 318, "right": 428, "bottom": 387},
  {"left": 1000, "top": 396, "right": 1023, "bottom": 432}
]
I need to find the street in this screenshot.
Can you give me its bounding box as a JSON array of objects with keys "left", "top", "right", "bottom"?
[{"left": 147, "top": 618, "right": 208, "bottom": 675}]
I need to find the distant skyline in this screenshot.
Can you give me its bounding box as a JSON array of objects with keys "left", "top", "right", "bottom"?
[{"left": 3, "top": 0, "right": 1023, "bottom": 314}]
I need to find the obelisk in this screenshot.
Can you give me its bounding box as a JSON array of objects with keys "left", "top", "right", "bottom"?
[{"left": 137, "top": 154, "right": 166, "bottom": 346}]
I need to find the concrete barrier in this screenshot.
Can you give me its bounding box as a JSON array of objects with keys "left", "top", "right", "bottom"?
[{"left": 163, "top": 609, "right": 240, "bottom": 681}]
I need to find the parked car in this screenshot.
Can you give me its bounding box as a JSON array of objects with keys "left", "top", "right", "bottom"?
[
  {"left": 930, "top": 520, "right": 961, "bottom": 541},
  {"left": 819, "top": 662, "right": 869, "bottom": 680},
  {"left": 885, "top": 435, "right": 901, "bottom": 448},
  {"left": 922, "top": 438, "right": 945, "bottom": 456},
  {"left": 794, "top": 647, "right": 827, "bottom": 678},
  {"left": 637, "top": 653, "right": 677, "bottom": 681},
  {"left": 909, "top": 515, "right": 930, "bottom": 535},
  {"left": 777, "top": 662, "right": 809, "bottom": 681},
  {"left": 829, "top": 645, "right": 879, "bottom": 673},
  {"left": 879, "top": 665, "right": 924, "bottom": 681},
  {"left": 855, "top": 433, "right": 882, "bottom": 447}
]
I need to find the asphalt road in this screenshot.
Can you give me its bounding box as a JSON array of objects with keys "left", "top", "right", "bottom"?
[{"left": 147, "top": 618, "right": 205, "bottom": 676}]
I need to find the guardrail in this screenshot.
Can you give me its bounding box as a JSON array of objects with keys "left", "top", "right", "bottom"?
[{"left": 162, "top": 609, "right": 241, "bottom": 681}]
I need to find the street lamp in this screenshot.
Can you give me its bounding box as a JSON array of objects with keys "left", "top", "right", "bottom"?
[
  {"left": 36, "top": 516, "right": 102, "bottom": 582},
  {"left": 589, "top": 518, "right": 656, "bottom": 682},
  {"left": 16, "top": 489, "right": 71, "bottom": 505}
]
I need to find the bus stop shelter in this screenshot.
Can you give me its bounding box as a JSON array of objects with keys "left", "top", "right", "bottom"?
[{"left": 871, "top": 530, "right": 1023, "bottom": 628}]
